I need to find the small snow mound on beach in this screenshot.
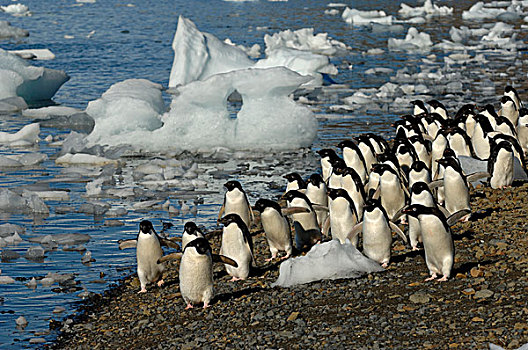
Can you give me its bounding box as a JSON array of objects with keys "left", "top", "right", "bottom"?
[{"left": 272, "top": 240, "right": 384, "bottom": 287}]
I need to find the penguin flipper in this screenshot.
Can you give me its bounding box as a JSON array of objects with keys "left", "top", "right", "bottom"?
[
  {"left": 347, "top": 222, "right": 363, "bottom": 241},
  {"left": 212, "top": 254, "right": 238, "bottom": 268},
  {"left": 389, "top": 222, "right": 408, "bottom": 243},
  {"left": 421, "top": 133, "right": 434, "bottom": 141},
  {"left": 428, "top": 180, "right": 443, "bottom": 190},
  {"left": 217, "top": 204, "right": 225, "bottom": 223},
  {"left": 160, "top": 238, "right": 181, "bottom": 250},
  {"left": 467, "top": 172, "right": 490, "bottom": 183},
  {"left": 391, "top": 205, "right": 408, "bottom": 223},
  {"left": 281, "top": 207, "right": 310, "bottom": 215},
  {"left": 438, "top": 205, "right": 450, "bottom": 218},
  {"left": 447, "top": 209, "right": 471, "bottom": 226},
  {"left": 322, "top": 215, "right": 331, "bottom": 236},
  {"left": 118, "top": 239, "right": 137, "bottom": 250},
  {"left": 311, "top": 204, "right": 329, "bottom": 212},
  {"left": 157, "top": 252, "right": 182, "bottom": 264}
]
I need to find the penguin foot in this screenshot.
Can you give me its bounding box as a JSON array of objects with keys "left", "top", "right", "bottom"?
[
  {"left": 280, "top": 254, "right": 291, "bottom": 260},
  {"left": 138, "top": 288, "right": 147, "bottom": 294},
  {"left": 425, "top": 274, "right": 437, "bottom": 282},
  {"left": 157, "top": 279, "right": 164, "bottom": 287},
  {"left": 203, "top": 302, "right": 209, "bottom": 309},
  {"left": 265, "top": 257, "right": 275, "bottom": 262},
  {"left": 412, "top": 246, "right": 421, "bottom": 251},
  {"left": 438, "top": 275, "right": 449, "bottom": 282},
  {"left": 185, "top": 304, "right": 194, "bottom": 310},
  {"left": 381, "top": 262, "right": 389, "bottom": 268},
  {"left": 230, "top": 276, "right": 243, "bottom": 282}
]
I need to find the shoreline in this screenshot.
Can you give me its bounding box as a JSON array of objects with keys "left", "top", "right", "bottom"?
[{"left": 52, "top": 183, "right": 528, "bottom": 349}]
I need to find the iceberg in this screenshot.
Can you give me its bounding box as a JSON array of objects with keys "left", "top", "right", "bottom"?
[
  {"left": 271, "top": 240, "right": 384, "bottom": 287},
  {"left": 0, "top": 20, "right": 28, "bottom": 39},
  {"left": 0, "top": 123, "right": 40, "bottom": 146},
  {"left": 388, "top": 27, "right": 433, "bottom": 51},
  {"left": 169, "top": 16, "right": 336, "bottom": 88},
  {"left": 0, "top": 49, "right": 69, "bottom": 102},
  {"left": 342, "top": 8, "right": 393, "bottom": 26}
]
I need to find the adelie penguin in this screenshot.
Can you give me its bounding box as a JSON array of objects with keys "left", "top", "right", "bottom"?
[
  {"left": 305, "top": 173, "right": 328, "bottom": 228},
  {"left": 283, "top": 172, "right": 306, "bottom": 193},
  {"left": 324, "top": 188, "right": 359, "bottom": 246},
  {"left": 337, "top": 140, "right": 368, "bottom": 184},
  {"left": 158, "top": 237, "right": 237, "bottom": 309},
  {"left": 350, "top": 198, "right": 407, "bottom": 267},
  {"left": 403, "top": 204, "right": 454, "bottom": 282},
  {"left": 181, "top": 221, "right": 204, "bottom": 250},
  {"left": 488, "top": 140, "right": 514, "bottom": 189},
  {"left": 283, "top": 190, "right": 322, "bottom": 250},
  {"left": 219, "top": 180, "right": 254, "bottom": 229},
  {"left": 253, "top": 198, "right": 294, "bottom": 261},
  {"left": 218, "top": 213, "right": 255, "bottom": 281},
  {"left": 118, "top": 220, "right": 179, "bottom": 293}
]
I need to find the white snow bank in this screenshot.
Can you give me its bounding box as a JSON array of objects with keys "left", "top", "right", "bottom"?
[
  {"left": 271, "top": 240, "right": 384, "bottom": 287},
  {"left": 85, "top": 68, "right": 317, "bottom": 151},
  {"left": 1, "top": 3, "right": 30, "bottom": 16},
  {"left": 9, "top": 49, "right": 55, "bottom": 61},
  {"left": 264, "top": 28, "right": 349, "bottom": 56},
  {"left": 0, "top": 123, "right": 39, "bottom": 146},
  {"left": 399, "top": 0, "right": 453, "bottom": 17},
  {"left": 0, "top": 20, "right": 28, "bottom": 39},
  {"left": 0, "top": 49, "right": 69, "bottom": 102},
  {"left": 342, "top": 8, "right": 393, "bottom": 25},
  {"left": 388, "top": 27, "right": 433, "bottom": 51}
]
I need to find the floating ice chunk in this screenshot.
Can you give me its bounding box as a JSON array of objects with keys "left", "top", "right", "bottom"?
[
  {"left": 0, "top": 275, "right": 15, "bottom": 284},
  {"left": 9, "top": 49, "right": 55, "bottom": 61},
  {"left": 26, "top": 277, "right": 37, "bottom": 289},
  {"left": 81, "top": 250, "right": 94, "bottom": 264},
  {"left": 40, "top": 277, "right": 55, "bottom": 286},
  {"left": 25, "top": 246, "right": 45, "bottom": 261},
  {"left": 388, "top": 27, "right": 433, "bottom": 51},
  {"left": 0, "top": 20, "right": 28, "bottom": 39},
  {"left": 169, "top": 16, "right": 254, "bottom": 87},
  {"left": 0, "top": 49, "right": 69, "bottom": 102},
  {"left": 31, "top": 190, "right": 70, "bottom": 201},
  {"left": 28, "top": 233, "right": 91, "bottom": 246},
  {"left": 79, "top": 202, "right": 109, "bottom": 215},
  {"left": 342, "top": 7, "right": 393, "bottom": 26},
  {"left": 0, "top": 96, "right": 27, "bottom": 114},
  {"left": 53, "top": 306, "right": 66, "bottom": 313},
  {"left": 0, "top": 155, "right": 23, "bottom": 167},
  {"left": 398, "top": 0, "right": 453, "bottom": 18},
  {"left": 12, "top": 152, "right": 48, "bottom": 166},
  {"left": 224, "top": 39, "right": 261, "bottom": 58},
  {"left": 0, "top": 123, "right": 39, "bottom": 145},
  {"left": 328, "top": 2, "right": 347, "bottom": 7},
  {"left": 344, "top": 91, "right": 372, "bottom": 105},
  {"left": 263, "top": 28, "right": 349, "bottom": 56},
  {"left": 56, "top": 153, "right": 118, "bottom": 166},
  {"left": 0, "top": 223, "right": 25, "bottom": 237},
  {"left": 365, "top": 67, "right": 394, "bottom": 75},
  {"left": 1, "top": 4, "right": 30, "bottom": 16},
  {"left": 23, "top": 106, "right": 82, "bottom": 118},
  {"left": 370, "top": 23, "right": 405, "bottom": 33},
  {"left": 462, "top": 2, "right": 506, "bottom": 20},
  {"left": 4, "top": 231, "right": 23, "bottom": 245},
  {"left": 272, "top": 240, "right": 384, "bottom": 287},
  {"left": 15, "top": 316, "right": 27, "bottom": 329},
  {"left": 255, "top": 48, "right": 337, "bottom": 86},
  {"left": 325, "top": 9, "right": 339, "bottom": 15},
  {"left": 85, "top": 79, "right": 164, "bottom": 147},
  {"left": 85, "top": 178, "right": 104, "bottom": 197},
  {"left": 0, "top": 188, "right": 48, "bottom": 214}
]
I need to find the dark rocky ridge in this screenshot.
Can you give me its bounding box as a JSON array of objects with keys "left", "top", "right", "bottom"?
[{"left": 52, "top": 183, "right": 528, "bottom": 349}]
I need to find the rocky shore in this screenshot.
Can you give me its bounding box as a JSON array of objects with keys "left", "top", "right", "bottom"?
[{"left": 52, "top": 183, "right": 528, "bottom": 349}]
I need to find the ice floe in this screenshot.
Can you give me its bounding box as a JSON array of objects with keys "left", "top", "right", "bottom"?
[
  {"left": 388, "top": 27, "right": 433, "bottom": 51},
  {"left": 0, "top": 188, "right": 49, "bottom": 214},
  {"left": 9, "top": 49, "right": 56, "bottom": 61},
  {"left": 0, "top": 20, "right": 28, "bottom": 39},
  {"left": 0, "top": 49, "right": 69, "bottom": 102},
  {"left": 263, "top": 28, "right": 349, "bottom": 56},
  {"left": 342, "top": 8, "right": 393, "bottom": 26},
  {"left": 272, "top": 240, "right": 384, "bottom": 287},
  {"left": 1, "top": 3, "right": 30, "bottom": 16},
  {"left": 398, "top": 0, "right": 453, "bottom": 18}
]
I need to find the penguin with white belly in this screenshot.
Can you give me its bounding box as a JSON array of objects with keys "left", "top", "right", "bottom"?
[
  {"left": 428, "top": 100, "right": 448, "bottom": 119},
  {"left": 337, "top": 140, "right": 368, "bottom": 184},
  {"left": 488, "top": 140, "right": 515, "bottom": 189},
  {"left": 284, "top": 173, "right": 306, "bottom": 193},
  {"left": 325, "top": 188, "right": 359, "bottom": 246},
  {"left": 349, "top": 198, "right": 407, "bottom": 267},
  {"left": 305, "top": 173, "right": 328, "bottom": 228},
  {"left": 219, "top": 180, "right": 254, "bottom": 229},
  {"left": 218, "top": 214, "right": 255, "bottom": 281},
  {"left": 118, "top": 220, "right": 180, "bottom": 293},
  {"left": 253, "top": 198, "right": 293, "bottom": 261},
  {"left": 516, "top": 108, "right": 528, "bottom": 155},
  {"left": 504, "top": 85, "right": 522, "bottom": 111},
  {"left": 159, "top": 237, "right": 238, "bottom": 309},
  {"left": 435, "top": 156, "right": 471, "bottom": 219},
  {"left": 317, "top": 148, "right": 341, "bottom": 183},
  {"left": 499, "top": 95, "right": 519, "bottom": 126},
  {"left": 403, "top": 204, "right": 454, "bottom": 282}
]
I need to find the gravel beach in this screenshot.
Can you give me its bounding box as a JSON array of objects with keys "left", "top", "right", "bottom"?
[{"left": 52, "top": 182, "right": 528, "bottom": 349}]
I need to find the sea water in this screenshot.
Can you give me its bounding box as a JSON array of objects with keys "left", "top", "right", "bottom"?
[{"left": 0, "top": 0, "right": 527, "bottom": 347}]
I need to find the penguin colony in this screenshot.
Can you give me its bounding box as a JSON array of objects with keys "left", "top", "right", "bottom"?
[{"left": 119, "top": 86, "right": 527, "bottom": 308}]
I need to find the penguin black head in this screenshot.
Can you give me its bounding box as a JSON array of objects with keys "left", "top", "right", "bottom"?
[
  {"left": 442, "top": 147, "right": 456, "bottom": 159},
  {"left": 455, "top": 104, "right": 476, "bottom": 121},
  {"left": 519, "top": 108, "right": 528, "bottom": 118},
  {"left": 411, "top": 181, "right": 432, "bottom": 196},
  {"left": 363, "top": 197, "right": 382, "bottom": 212},
  {"left": 283, "top": 190, "right": 311, "bottom": 207},
  {"left": 254, "top": 198, "right": 281, "bottom": 213},
  {"left": 218, "top": 213, "right": 247, "bottom": 228},
  {"left": 224, "top": 180, "right": 243, "bottom": 192},
  {"left": 306, "top": 173, "right": 324, "bottom": 187},
  {"left": 411, "top": 100, "right": 427, "bottom": 113},
  {"left": 479, "top": 104, "right": 498, "bottom": 118},
  {"left": 505, "top": 85, "right": 520, "bottom": 100},
  {"left": 337, "top": 139, "right": 358, "bottom": 151},
  {"left": 284, "top": 173, "right": 306, "bottom": 188},
  {"left": 427, "top": 100, "right": 446, "bottom": 110},
  {"left": 327, "top": 188, "right": 350, "bottom": 201},
  {"left": 317, "top": 148, "right": 339, "bottom": 160},
  {"left": 184, "top": 221, "right": 202, "bottom": 236},
  {"left": 402, "top": 204, "right": 437, "bottom": 217},
  {"left": 184, "top": 237, "right": 211, "bottom": 255},
  {"left": 410, "top": 160, "right": 428, "bottom": 173},
  {"left": 139, "top": 220, "right": 155, "bottom": 234},
  {"left": 500, "top": 95, "right": 516, "bottom": 109},
  {"left": 436, "top": 156, "right": 461, "bottom": 171},
  {"left": 474, "top": 114, "right": 494, "bottom": 134}
]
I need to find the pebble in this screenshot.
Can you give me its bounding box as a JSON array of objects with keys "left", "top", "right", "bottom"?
[{"left": 409, "top": 292, "right": 430, "bottom": 304}]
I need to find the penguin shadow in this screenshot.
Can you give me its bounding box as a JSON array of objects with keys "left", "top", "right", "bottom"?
[
  {"left": 214, "top": 286, "right": 265, "bottom": 305},
  {"left": 468, "top": 208, "right": 494, "bottom": 221},
  {"left": 391, "top": 249, "right": 423, "bottom": 264},
  {"left": 452, "top": 229, "right": 475, "bottom": 241},
  {"left": 452, "top": 259, "right": 495, "bottom": 275}
]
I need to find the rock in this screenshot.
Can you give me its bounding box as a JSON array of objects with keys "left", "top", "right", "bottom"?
[
  {"left": 409, "top": 292, "right": 430, "bottom": 304},
  {"left": 474, "top": 289, "right": 494, "bottom": 299},
  {"left": 287, "top": 312, "right": 299, "bottom": 321}
]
